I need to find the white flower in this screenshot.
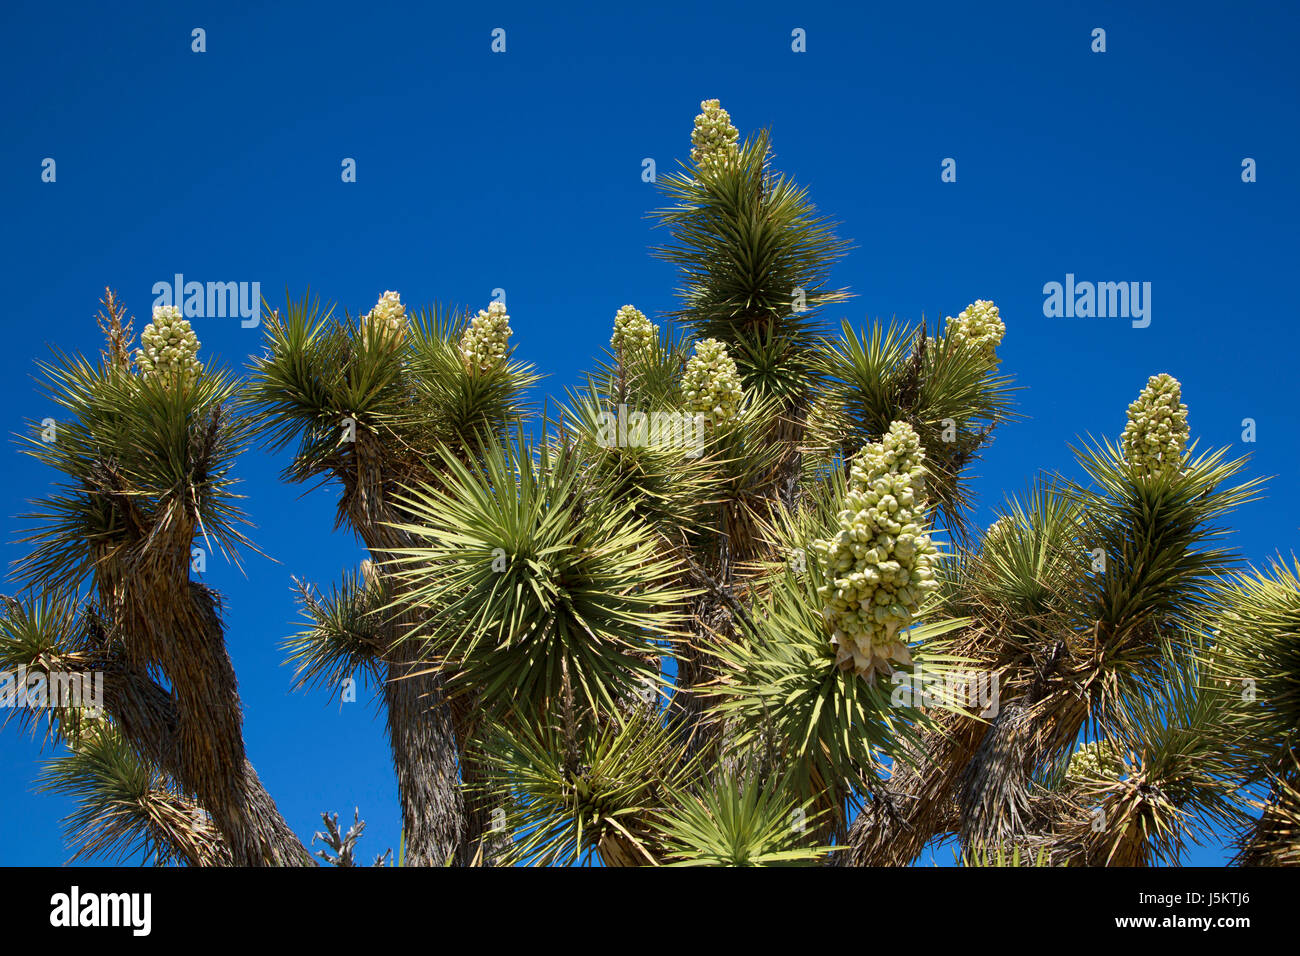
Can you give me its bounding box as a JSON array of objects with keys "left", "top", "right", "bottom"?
[
  {"left": 691, "top": 99, "right": 739, "bottom": 175},
  {"left": 1066, "top": 741, "right": 1123, "bottom": 781},
  {"left": 361, "top": 290, "right": 407, "bottom": 349},
  {"left": 610, "top": 304, "right": 657, "bottom": 359},
  {"left": 460, "top": 301, "right": 512, "bottom": 373},
  {"left": 135, "top": 306, "right": 202, "bottom": 387},
  {"left": 945, "top": 300, "right": 1005, "bottom": 363},
  {"left": 682, "top": 338, "right": 743, "bottom": 430},
  {"left": 810, "top": 421, "right": 941, "bottom": 680},
  {"left": 1121, "top": 373, "right": 1189, "bottom": 479},
  {"left": 983, "top": 516, "right": 1012, "bottom": 552}
]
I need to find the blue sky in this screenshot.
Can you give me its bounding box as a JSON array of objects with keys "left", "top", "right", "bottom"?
[{"left": 1, "top": 0, "right": 1297, "bottom": 866}]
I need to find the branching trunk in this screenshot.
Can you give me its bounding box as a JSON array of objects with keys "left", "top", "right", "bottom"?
[
  {"left": 98, "top": 652, "right": 310, "bottom": 865},
  {"left": 837, "top": 710, "right": 981, "bottom": 866},
  {"left": 347, "top": 438, "right": 476, "bottom": 864}
]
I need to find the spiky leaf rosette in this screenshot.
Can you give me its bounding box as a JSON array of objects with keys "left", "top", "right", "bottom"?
[
  {"left": 655, "top": 103, "right": 849, "bottom": 366},
  {"left": 609, "top": 304, "right": 657, "bottom": 361},
  {"left": 472, "top": 707, "right": 696, "bottom": 866},
  {"left": 656, "top": 773, "right": 833, "bottom": 866},
  {"left": 944, "top": 299, "right": 1005, "bottom": 364},
  {"left": 810, "top": 318, "right": 1016, "bottom": 543},
  {"left": 37, "top": 715, "right": 230, "bottom": 866},
  {"left": 1069, "top": 436, "right": 1261, "bottom": 647},
  {"left": 459, "top": 301, "right": 512, "bottom": 374},
  {"left": 682, "top": 337, "right": 744, "bottom": 431},
  {"left": 388, "top": 436, "right": 695, "bottom": 715},
  {"left": 20, "top": 342, "right": 253, "bottom": 595},
  {"left": 1121, "top": 373, "right": 1189, "bottom": 479},
  {"left": 1205, "top": 558, "right": 1300, "bottom": 775},
  {"left": 135, "top": 305, "right": 202, "bottom": 387},
  {"left": 246, "top": 294, "right": 536, "bottom": 494},
  {"left": 690, "top": 99, "right": 739, "bottom": 175},
  {"left": 1054, "top": 654, "right": 1251, "bottom": 866},
  {"left": 359, "top": 290, "right": 407, "bottom": 350},
  {"left": 560, "top": 385, "right": 711, "bottom": 541},
  {"left": 811, "top": 421, "right": 941, "bottom": 679},
  {"left": 969, "top": 480, "right": 1085, "bottom": 624},
  {"left": 0, "top": 593, "right": 100, "bottom": 742},
  {"left": 711, "top": 501, "right": 970, "bottom": 816},
  {"left": 1031, "top": 433, "right": 1261, "bottom": 765},
  {"left": 283, "top": 569, "right": 387, "bottom": 697}
]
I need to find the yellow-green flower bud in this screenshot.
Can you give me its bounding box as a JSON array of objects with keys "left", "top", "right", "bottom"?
[
  {"left": 610, "top": 304, "right": 657, "bottom": 359},
  {"left": 945, "top": 300, "right": 1005, "bottom": 363},
  {"left": 682, "top": 337, "right": 743, "bottom": 430},
  {"left": 983, "top": 516, "right": 1012, "bottom": 552},
  {"left": 1066, "top": 741, "right": 1123, "bottom": 782},
  {"left": 135, "top": 305, "right": 202, "bottom": 387},
  {"left": 460, "top": 301, "right": 512, "bottom": 374},
  {"left": 1121, "top": 373, "right": 1189, "bottom": 479},
  {"left": 691, "top": 99, "right": 739, "bottom": 176},
  {"left": 811, "top": 421, "right": 941, "bottom": 680}
]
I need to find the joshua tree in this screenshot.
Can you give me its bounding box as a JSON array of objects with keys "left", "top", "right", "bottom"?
[{"left": 4, "top": 102, "right": 1296, "bottom": 867}]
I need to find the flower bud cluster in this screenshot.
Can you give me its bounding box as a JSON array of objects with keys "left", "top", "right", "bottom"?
[
  {"left": 460, "top": 302, "right": 512, "bottom": 373},
  {"left": 361, "top": 290, "right": 407, "bottom": 349},
  {"left": 682, "top": 338, "right": 743, "bottom": 430},
  {"left": 1121, "top": 373, "right": 1189, "bottom": 479},
  {"left": 983, "top": 516, "right": 1012, "bottom": 552},
  {"left": 1066, "top": 741, "right": 1123, "bottom": 781},
  {"left": 811, "top": 421, "right": 941, "bottom": 679},
  {"left": 691, "top": 99, "right": 739, "bottom": 175},
  {"left": 945, "top": 299, "right": 1005, "bottom": 362},
  {"left": 135, "top": 306, "right": 202, "bottom": 386},
  {"left": 610, "top": 304, "right": 657, "bottom": 358}
]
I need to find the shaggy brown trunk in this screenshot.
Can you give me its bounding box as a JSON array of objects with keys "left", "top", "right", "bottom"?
[
  {"left": 673, "top": 592, "right": 733, "bottom": 770},
  {"left": 598, "top": 830, "right": 656, "bottom": 867},
  {"left": 348, "top": 436, "right": 475, "bottom": 865},
  {"left": 837, "top": 709, "right": 982, "bottom": 866},
  {"left": 957, "top": 640, "right": 1082, "bottom": 853},
  {"left": 89, "top": 456, "right": 310, "bottom": 865},
  {"left": 959, "top": 701, "right": 1039, "bottom": 850},
  {"left": 383, "top": 637, "right": 466, "bottom": 865},
  {"left": 97, "top": 644, "right": 310, "bottom": 865}
]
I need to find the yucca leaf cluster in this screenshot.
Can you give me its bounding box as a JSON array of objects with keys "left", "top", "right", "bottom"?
[{"left": 7, "top": 100, "right": 1298, "bottom": 870}]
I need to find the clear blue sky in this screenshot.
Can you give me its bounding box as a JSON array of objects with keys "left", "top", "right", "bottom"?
[{"left": 2, "top": 0, "right": 1297, "bottom": 866}]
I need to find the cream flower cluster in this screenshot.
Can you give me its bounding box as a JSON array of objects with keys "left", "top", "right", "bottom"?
[
  {"left": 945, "top": 300, "right": 1005, "bottom": 362},
  {"left": 135, "top": 306, "right": 202, "bottom": 386},
  {"left": 460, "top": 302, "right": 512, "bottom": 373},
  {"left": 811, "top": 421, "right": 941, "bottom": 679},
  {"left": 691, "top": 99, "right": 739, "bottom": 175},
  {"left": 983, "top": 516, "right": 1012, "bottom": 552},
  {"left": 609, "top": 304, "right": 657, "bottom": 358},
  {"left": 361, "top": 290, "right": 407, "bottom": 349},
  {"left": 682, "top": 338, "right": 744, "bottom": 430},
  {"left": 1066, "top": 741, "right": 1123, "bottom": 781},
  {"left": 1121, "top": 373, "right": 1189, "bottom": 479}
]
